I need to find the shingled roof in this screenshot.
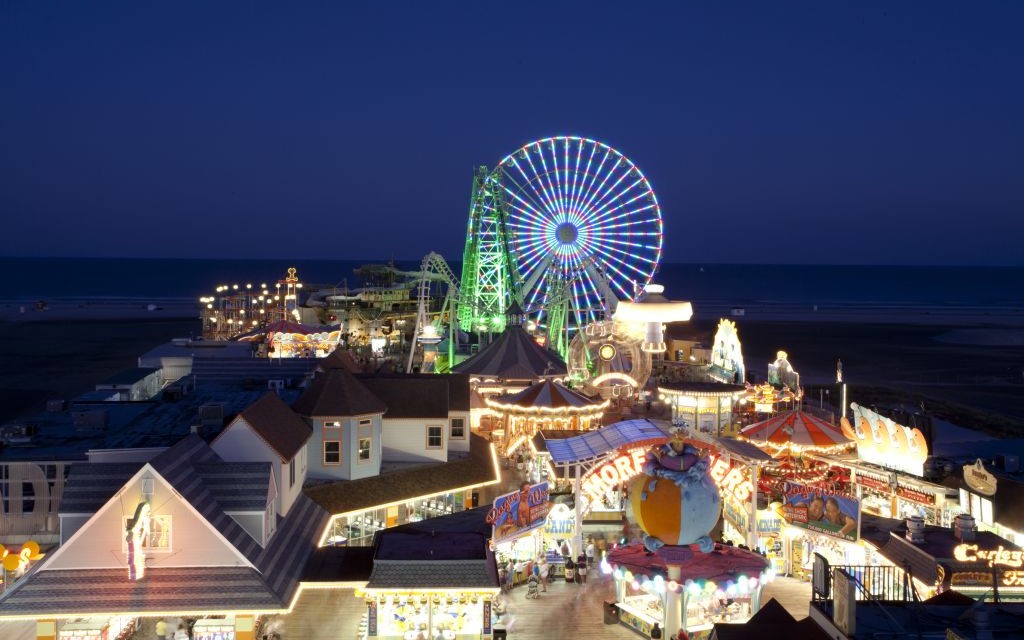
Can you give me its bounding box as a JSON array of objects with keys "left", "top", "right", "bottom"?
[
  {"left": 292, "top": 368, "right": 387, "bottom": 417},
  {"left": 226, "top": 392, "right": 313, "bottom": 461},
  {"left": 304, "top": 433, "right": 497, "bottom": 514},
  {"left": 1, "top": 434, "right": 330, "bottom": 617},
  {"left": 452, "top": 325, "right": 566, "bottom": 379}
]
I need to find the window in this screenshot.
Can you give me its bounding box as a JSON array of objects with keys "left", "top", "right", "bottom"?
[
  {"left": 427, "top": 425, "right": 443, "bottom": 449},
  {"left": 122, "top": 514, "right": 172, "bottom": 552},
  {"left": 358, "top": 420, "right": 373, "bottom": 464},
  {"left": 323, "top": 420, "right": 341, "bottom": 466},
  {"left": 265, "top": 501, "right": 276, "bottom": 541},
  {"left": 450, "top": 418, "right": 466, "bottom": 440},
  {"left": 324, "top": 441, "right": 341, "bottom": 465},
  {"left": 289, "top": 459, "right": 296, "bottom": 487}
]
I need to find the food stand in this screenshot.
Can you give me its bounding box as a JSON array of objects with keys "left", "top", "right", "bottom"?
[{"left": 193, "top": 617, "right": 236, "bottom": 640}]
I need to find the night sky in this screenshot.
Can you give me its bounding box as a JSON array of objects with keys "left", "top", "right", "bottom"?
[{"left": 2, "top": 2, "right": 1022, "bottom": 265}]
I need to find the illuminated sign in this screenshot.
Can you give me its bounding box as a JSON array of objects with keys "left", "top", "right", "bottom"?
[
  {"left": 543, "top": 503, "right": 575, "bottom": 539},
  {"left": 0, "top": 541, "right": 41, "bottom": 573},
  {"left": 488, "top": 482, "right": 550, "bottom": 544},
  {"left": 581, "top": 449, "right": 648, "bottom": 503},
  {"left": 126, "top": 501, "right": 151, "bottom": 582},
  {"left": 895, "top": 485, "right": 935, "bottom": 505},
  {"left": 581, "top": 447, "right": 754, "bottom": 505},
  {"left": 848, "top": 404, "right": 928, "bottom": 476},
  {"left": 709, "top": 456, "right": 753, "bottom": 502},
  {"left": 723, "top": 496, "right": 749, "bottom": 533},
  {"left": 953, "top": 544, "right": 1023, "bottom": 569},
  {"left": 964, "top": 459, "right": 997, "bottom": 496}
]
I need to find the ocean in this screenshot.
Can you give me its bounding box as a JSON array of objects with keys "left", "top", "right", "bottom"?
[{"left": 2, "top": 257, "right": 1021, "bottom": 310}]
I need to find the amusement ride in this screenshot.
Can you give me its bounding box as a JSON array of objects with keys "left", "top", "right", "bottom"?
[{"left": 407, "top": 136, "right": 666, "bottom": 380}]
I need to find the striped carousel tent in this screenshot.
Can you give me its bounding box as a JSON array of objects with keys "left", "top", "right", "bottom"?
[{"left": 740, "top": 410, "right": 853, "bottom": 452}]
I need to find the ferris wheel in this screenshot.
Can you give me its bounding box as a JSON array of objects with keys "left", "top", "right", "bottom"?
[{"left": 496, "top": 136, "right": 663, "bottom": 332}]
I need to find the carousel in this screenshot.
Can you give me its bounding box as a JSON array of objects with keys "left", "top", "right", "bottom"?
[
  {"left": 238, "top": 320, "right": 342, "bottom": 358},
  {"left": 484, "top": 380, "right": 608, "bottom": 455},
  {"left": 740, "top": 410, "right": 855, "bottom": 500},
  {"left": 603, "top": 430, "right": 773, "bottom": 640}
]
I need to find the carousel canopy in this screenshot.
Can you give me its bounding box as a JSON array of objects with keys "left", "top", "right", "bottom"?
[
  {"left": 452, "top": 325, "right": 566, "bottom": 379},
  {"left": 236, "top": 320, "right": 319, "bottom": 342},
  {"left": 741, "top": 410, "right": 853, "bottom": 449},
  {"left": 608, "top": 542, "right": 769, "bottom": 585},
  {"left": 488, "top": 380, "right": 603, "bottom": 411}
]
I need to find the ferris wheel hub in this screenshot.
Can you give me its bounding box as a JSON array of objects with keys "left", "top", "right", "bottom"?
[{"left": 555, "top": 222, "right": 579, "bottom": 245}]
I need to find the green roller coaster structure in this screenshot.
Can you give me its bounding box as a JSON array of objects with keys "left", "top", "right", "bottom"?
[{"left": 458, "top": 166, "right": 519, "bottom": 335}]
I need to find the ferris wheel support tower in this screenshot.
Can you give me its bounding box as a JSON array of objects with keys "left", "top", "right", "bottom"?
[{"left": 458, "top": 166, "right": 519, "bottom": 335}]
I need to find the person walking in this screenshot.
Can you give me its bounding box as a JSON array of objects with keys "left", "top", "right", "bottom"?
[
  {"left": 586, "top": 538, "right": 596, "bottom": 565},
  {"left": 154, "top": 619, "right": 167, "bottom": 640},
  {"left": 173, "top": 624, "right": 189, "bottom": 640},
  {"left": 537, "top": 556, "right": 549, "bottom": 592}
]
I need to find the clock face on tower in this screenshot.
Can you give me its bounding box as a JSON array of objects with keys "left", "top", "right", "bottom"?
[{"left": 599, "top": 344, "right": 616, "bottom": 361}]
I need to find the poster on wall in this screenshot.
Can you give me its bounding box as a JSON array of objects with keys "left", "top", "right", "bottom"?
[
  {"left": 487, "top": 482, "right": 550, "bottom": 544},
  {"left": 782, "top": 482, "right": 860, "bottom": 542}
]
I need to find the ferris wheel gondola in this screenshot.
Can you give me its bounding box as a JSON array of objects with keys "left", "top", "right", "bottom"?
[{"left": 496, "top": 136, "right": 663, "bottom": 334}]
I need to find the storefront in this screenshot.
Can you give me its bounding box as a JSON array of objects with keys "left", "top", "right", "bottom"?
[
  {"left": 780, "top": 481, "right": 864, "bottom": 581},
  {"left": 57, "top": 618, "right": 136, "bottom": 640},
  {"left": 658, "top": 382, "right": 745, "bottom": 437},
  {"left": 358, "top": 521, "right": 500, "bottom": 640},
  {"left": 361, "top": 591, "right": 494, "bottom": 640},
  {"left": 815, "top": 457, "right": 957, "bottom": 527}
]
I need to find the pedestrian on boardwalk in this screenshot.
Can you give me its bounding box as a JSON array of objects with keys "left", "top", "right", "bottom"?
[
  {"left": 526, "top": 571, "right": 541, "bottom": 599},
  {"left": 154, "top": 619, "right": 167, "bottom": 640},
  {"left": 537, "top": 556, "right": 549, "bottom": 592},
  {"left": 586, "top": 538, "right": 596, "bottom": 565},
  {"left": 576, "top": 554, "right": 588, "bottom": 584},
  {"left": 173, "top": 624, "right": 188, "bottom": 640}
]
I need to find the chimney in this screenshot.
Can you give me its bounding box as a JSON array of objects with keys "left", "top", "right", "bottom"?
[
  {"left": 906, "top": 516, "right": 925, "bottom": 544},
  {"left": 954, "top": 513, "right": 977, "bottom": 542}
]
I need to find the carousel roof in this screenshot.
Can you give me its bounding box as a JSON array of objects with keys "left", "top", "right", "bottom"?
[
  {"left": 607, "top": 542, "right": 769, "bottom": 585},
  {"left": 488, "top": 380, "right": 603, "bottom": 411},
  {"left": 741, "top": 410, "right": 853, "bottom": 449},
  {"left": 451, "top": 325, "right": 566, "bottom": 379},
  {"left": 236, "top": 320, "right": 321, "bottom": 342}
]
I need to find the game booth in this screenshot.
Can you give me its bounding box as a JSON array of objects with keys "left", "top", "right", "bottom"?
[{"left": 602, "top": 431, "right": 774, "bottom": 640}]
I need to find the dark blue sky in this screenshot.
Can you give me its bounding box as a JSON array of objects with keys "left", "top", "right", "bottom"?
[{"left": 2, "top": 2, "right": 1022, "bottom": 265}]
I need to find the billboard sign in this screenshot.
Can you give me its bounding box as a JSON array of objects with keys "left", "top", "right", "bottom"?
[
  {"left": 487, "top": 482, "right": 550, "bottom": 544},
  {"left": 782, "top": 482, "right": 860, "bottom": 542}
]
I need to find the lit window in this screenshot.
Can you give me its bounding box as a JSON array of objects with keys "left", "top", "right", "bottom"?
[
  {"left": 324, "top": 441, "right": 341, "bottom": 465},
  {"left": 359, "top": 438, "right": 371, "bottom": 462},
  {"left": 427, "top": 426, "right": 443, "bottom": 449},
  {"left": 981, "top": 498, "right": 994, "bottom": 526},
  {"left": 450, "top": 418, "right": 465, "bottom": 439},
  {"left": 289, "top": 459, "right": 296, "bottom": 486},
  {"left": 122, "top": 514, "right": 171, "bottom": 552}
]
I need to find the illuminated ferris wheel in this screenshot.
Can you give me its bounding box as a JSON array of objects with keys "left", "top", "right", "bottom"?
[{"left": 496, "top": 136, "right": 663, "bottom": 335}]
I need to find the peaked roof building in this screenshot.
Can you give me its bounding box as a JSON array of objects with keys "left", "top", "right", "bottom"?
[
  {"left": 0, "top": 434, "right": 329, "bottom": 620},
  {"left": 452, "top": 325, "right": 567, "bottom": 381},
  {"left": 292, "top": 367, "right": 388, "bottom": 417},
  {"left": 223, "top": 391, "right": 313, "bottom": 461}
]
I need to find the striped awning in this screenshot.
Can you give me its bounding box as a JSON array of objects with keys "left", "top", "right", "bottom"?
[{"left": 741, "top": 410, "right": 853, "bottom": 449}]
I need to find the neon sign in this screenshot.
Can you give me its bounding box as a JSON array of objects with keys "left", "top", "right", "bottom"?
[
  {"left": 126, "top": 501, "right": 151, "bottom": 581},
  {"left": 581, "top": 449, "right": 648, "bottom": 503},
  {"left": 954, "top": 544, "right": 1024, "bottom": 569},
  {"left": 581, "top": 448, "right": 754, "bottom": 504}
]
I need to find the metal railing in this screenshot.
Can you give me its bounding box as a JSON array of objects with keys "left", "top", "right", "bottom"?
[{"left": 812, "top": 554, "right": 918, "bottom": 602}]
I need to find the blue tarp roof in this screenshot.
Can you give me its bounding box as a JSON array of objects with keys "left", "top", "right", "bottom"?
[{"left": 545, "top": 419, "right": 672, "bottom": 464}]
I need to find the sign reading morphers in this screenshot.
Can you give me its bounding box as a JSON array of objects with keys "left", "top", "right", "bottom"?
[
  {"left": 964, "top": 459, "right": 997, "bottom": 496},
  {"left": 581, "top": 448, "right": 753, "bottom": 505}
]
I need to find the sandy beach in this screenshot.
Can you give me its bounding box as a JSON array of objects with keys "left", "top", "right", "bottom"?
[{"left": 0, "top": 300, "right": 1021, "bottom": 428}]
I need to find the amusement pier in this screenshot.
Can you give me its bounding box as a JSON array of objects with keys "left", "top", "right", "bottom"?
[{"left": 0, "top": 137, "right": 1020, "bottom": 640}]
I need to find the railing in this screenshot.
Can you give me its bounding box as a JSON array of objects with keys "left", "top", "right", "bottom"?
[{"left": 812, "top": 554, "right": 918, "bottom": 602}]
